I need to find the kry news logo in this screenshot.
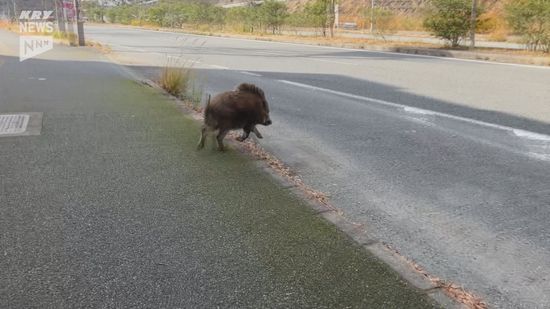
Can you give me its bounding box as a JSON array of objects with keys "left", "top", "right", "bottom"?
[{"left": 19, "top": 10, "right": 55, "bottom": 62}]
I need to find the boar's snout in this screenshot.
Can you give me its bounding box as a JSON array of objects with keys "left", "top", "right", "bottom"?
[{"left": 262, "top": 111, "right": 272, "bottom": 126}]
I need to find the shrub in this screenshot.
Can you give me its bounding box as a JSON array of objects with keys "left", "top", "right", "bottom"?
[
  {"left": 82, "top": 2, "right": 106, "bottom": 23},
  {"left": 226, "top": 6, "right": 260, "bottom": 33},
  {"left": 363, "top": 7, "right": 395, "bottom": 34},
  {"left": 285, "top": 12, "right": 309, "bottom": 34},
  {"left": 386, "top": 14, "right": 426, "bottom": 32},
  {"left": 259, "top": 0, "right": 288, "bottom": 34},
  {"left": 159, "top": 57, "right": 192, "bottom": 98},
  {"left": 424, "top": 0, "right": 480, "bottom": 47},
  {"left": 304, "top": 0, "right": 330, "bottom": 36},
  {"left": 505, "top": 0, "right": 550, "bottom": 52},
  {"left": 477, "top": 6, "right": 509, "bottom": 42}
]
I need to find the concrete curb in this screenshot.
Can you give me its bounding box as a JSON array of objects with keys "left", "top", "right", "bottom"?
[{"left": 388, "top": 46, "right": 550, "bottom": 67}]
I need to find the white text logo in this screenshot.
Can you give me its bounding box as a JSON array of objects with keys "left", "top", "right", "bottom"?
[{"left": 19, "top": 10, "right": 55, "bottom": 62}]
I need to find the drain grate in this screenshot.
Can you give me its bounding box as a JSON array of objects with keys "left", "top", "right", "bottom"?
[{"left": 0, "top": 114, "right": 30, "bottom": 135}]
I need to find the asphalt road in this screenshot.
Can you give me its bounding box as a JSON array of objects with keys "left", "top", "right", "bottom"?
[
  {"left": 0, "top": 30, "right": 438, "bottom": 308},
  {"left": 84, "top": 25, "right": 550, "bottom": 308}
]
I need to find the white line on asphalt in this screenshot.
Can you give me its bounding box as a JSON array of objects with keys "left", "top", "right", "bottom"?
[
  {"left": 108, "top": 43, "right": 148, "bottom": 53},
  {"left": 513, "top": 129, "right": 550, "bottom": 142},
  {"left": 240, "top": 71, "right": 262, "bottom": 77},
  {"left": 278, "top": 79, "right": 550, "bottom": 142},
  {"left": 255, "top": 51, "right": 283, "bottom": 56},
  {"left": 121, "top": 27, "right": 550, "bottom": 70},
  {"left": 403, "top": 106, "right": 435, "bottom": 115},
  {"left": 311, "top": 58, "right": 353, "bottom": 65},
  {"left": 210, "top": 64, "right": 229, "bottom": 69}
]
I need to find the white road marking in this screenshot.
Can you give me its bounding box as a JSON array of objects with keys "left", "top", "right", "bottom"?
[
  {"left": 311, "top": 58, "right": 353, "bottom": 65},
  {"left": 240, "top": 71, "right": 262, "bottom": 77},
  {"left": 403, "top": 106, "right": 435, "bottom": 115},
  {"left": 278, "top": 79, "right": 550, "bottom": 143},
  {"left": 255, "top": 51, "right": 283, "bottom": 56},
  {"left": 513, "top": 129, "right": 550, "bottom": 142},
  {"left": 210, "top": 64, "right": 229, "bottom": 69},
  {"left": 108, "top": 43, "right": 148, "bottom": 53},
  {"left": 116, "top": 27, "right": 550, "bottom": 70}
]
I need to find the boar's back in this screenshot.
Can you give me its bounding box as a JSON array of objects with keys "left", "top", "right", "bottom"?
[{"left": 205, "top": 84, "right": 268, "bottom": 129}]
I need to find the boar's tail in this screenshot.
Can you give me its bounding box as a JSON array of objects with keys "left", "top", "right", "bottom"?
[
  {"left": 203, "top": 94, "right": 215, "bottom": 127},
  {"left": 204, "top": 94, "right": 211, "bottom": 115}
]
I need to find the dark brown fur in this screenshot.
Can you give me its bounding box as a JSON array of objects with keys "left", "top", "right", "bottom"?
[{"left": 197, "top": 83, "right": 272, "bottom": 151}]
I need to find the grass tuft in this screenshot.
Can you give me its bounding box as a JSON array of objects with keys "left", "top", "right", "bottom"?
[
  {"left": 159, "top": 56, "right": 192, "bottom": 98},
  {"left": 158, "top": 39, "right": 207, "bottom": 110}
]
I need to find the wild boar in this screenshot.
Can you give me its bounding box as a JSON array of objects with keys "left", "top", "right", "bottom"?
[{"left": 197, "top": 83, "right": 272, "bottom": 151}]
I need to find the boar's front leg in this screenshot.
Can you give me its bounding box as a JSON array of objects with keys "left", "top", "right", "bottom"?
[
  {"left": 216, "top": 129, "right": 229, "bottom": 151},
  {"left": 252, "top": 126, "right": 263, "bottom": 139}
]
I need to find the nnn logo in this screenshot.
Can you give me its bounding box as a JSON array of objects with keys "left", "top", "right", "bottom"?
[
  {"left": 19, "top": 36, "right": 53, "bottom": 62},
  {"left": 19, "top": 10, "right": 55, "bottom": 62}
]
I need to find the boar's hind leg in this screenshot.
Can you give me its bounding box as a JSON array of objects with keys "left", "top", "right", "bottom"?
[
  {"left": 216, "top": 129, "right": 229, "bottom": 151},
  {"left": 197, "top": 125, "right": 207, "bottom": 150},
  {"left": 252, "top": 126, "right": 263, "bottom": 139}
]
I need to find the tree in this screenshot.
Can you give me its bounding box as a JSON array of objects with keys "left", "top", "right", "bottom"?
[
  {"left": 226, "top": 6, "right": 260, "bottom": 33},
  {"left": 424, "top": 0, "right": 481, "bottom": 47},
  {"left": 304, "top": 0, "right": 329, "bottom": 36},
  {"left": 259, "top": 0, "right": 288, "bottom": 34},
  {"left": 82, "top": 1, "right": 106, "bottom": 23},
  {"left": 146, "top": 5, "right": 168, "bottom": 27},
  {"left": 505, "top": 0, "right": 550, "bottom": 53}
]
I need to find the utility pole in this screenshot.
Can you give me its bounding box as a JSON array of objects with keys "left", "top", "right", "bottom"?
[
  {"left": 2, "top": 0, "right": 11, "bottom": 20},
  {"left": 73, "top": 0, "right": 85, "bottom": 46},
  {"left": 11, "top": 0, "right": 16, "bottom": 21},
  {"left": 370, "top": 0, "right": 375, "bottom": 33},
  {"left": 325, "top": 0, "right": 335, "bottom": 38},
  {"left": 334, "top": 3, "right": 339, "bottom": 30},
  {"left": 469, "top": 0, "right": 477, "bottom": 50},
  {"left": 54, "top": 0, "right": 66, "bottom": 33},
  {"left": 330, "top": 0, "right": 335, "bottom": 38}
]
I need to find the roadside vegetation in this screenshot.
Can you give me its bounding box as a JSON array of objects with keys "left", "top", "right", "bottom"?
[
  {"left": 81, "top": 0, "right": 550, "bottom": 54},
  {"left": 423, "top": 0, "right": 480, "bottom": 47},
  {"left": 159, "top": 60, "right": 204, "bottom": 111},
  {"left": 157, "top": 44, "right": 205, "bottom": 111},
  {"left": 505, "top": 0, "right": 550, "bottom": 52},
  {"left": 159, "top": 60, "right": 190, "bottom": 98}
]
